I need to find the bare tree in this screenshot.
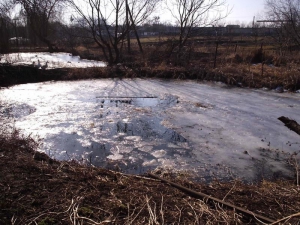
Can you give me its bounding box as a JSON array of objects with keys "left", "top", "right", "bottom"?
[
  {"left": 265, "top": 0, "right": 300, "bottom": 48},
  {"left": 68, "top": 0, "right": 159, "bottom": 65},
  {"left": 0, "top": 1, "right": 11, "bottom": 16},
  {"left": 14, "top": 0, "right": 65, "bottom": 52},
  {"left": 0, "top": 1, "right": 12, "bottom": 53},
  {"left": 166, "top": 0, "right": 229, "bottom": 60}
]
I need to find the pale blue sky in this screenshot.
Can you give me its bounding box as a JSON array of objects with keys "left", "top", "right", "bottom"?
[
  {"left": 226, "top": 0, "right": 266, "bottom": 23},
  {"left": 154, "top": 0, "right": 267, "bottom": 25}
]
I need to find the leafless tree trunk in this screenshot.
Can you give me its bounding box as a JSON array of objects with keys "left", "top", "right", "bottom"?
[
  {"left": 265, "top": 0, "right": 300, "bottom": 49},
  {"left": 68, "top": 0, "right": 159, "bottom": 65},
  {"left": 14, "top": 0, "right": 64, "bottom": 52},
  {"left": 0, "top": 1, "right": 12, "bottom": 53},
  {"left": 166, "top": 0, "right": 229, "bottom": 62}
]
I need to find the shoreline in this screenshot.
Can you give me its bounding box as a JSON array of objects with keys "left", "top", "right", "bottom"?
[
  {"left": 1, "top": 64, "right": 300, "bottom": 92},
  {"left": 0, "top": 124, "right": 300, "bottom": 224}
]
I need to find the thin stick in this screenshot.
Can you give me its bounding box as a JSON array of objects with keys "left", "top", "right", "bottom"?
[
  {"left": 270, "top": 211, "right": 300, "bottom": 225},
  {"left": 223, "top": 181, "right": 237, "bottom": 201},
  {"left": 108, "top": 169, "right": 159, "bottom": 182},
  {"left": 148, "top": 173, "right": 275, "bottom": 223}
]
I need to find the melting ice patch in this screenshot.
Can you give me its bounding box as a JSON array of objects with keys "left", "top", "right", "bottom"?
[{"left": 1, "top": 79, "right": 300, "bottom": 182}]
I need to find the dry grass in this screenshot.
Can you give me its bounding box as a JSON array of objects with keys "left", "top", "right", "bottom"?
[
  {"left": 1, "top": 123, "right": 300, "bottom": 224},
  {"left": 2, "top": 35, "right": 300, "bottom": 91},
  {"left": 213, "top": 62, "right": 300, "bottom": 90}
]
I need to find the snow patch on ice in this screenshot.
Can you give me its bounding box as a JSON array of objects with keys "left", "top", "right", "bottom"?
[{"left": 152, "top": 150, "right": 167, "bottom": 158}]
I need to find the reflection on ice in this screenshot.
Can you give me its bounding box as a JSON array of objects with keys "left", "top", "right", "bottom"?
[
  {"left": 90, "top": 115, "right": 190, "bottom": 173},
  {"left": 108, "top": 117, "right": 187, "bottom": 143},
  {"left": 1, "top": 52, "right": 106, "bottom": 68},
  {"left": 96, "top": 96, "right": 178, "bottom": 108}
]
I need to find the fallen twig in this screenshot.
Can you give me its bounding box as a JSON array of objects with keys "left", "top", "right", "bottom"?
[
  {"left": 222, "top": 180, "right": 237, "bottom": 201},
  {"left": 270, "top": 211, "right": 300, "bottom": 225},
  {"left": 148, "top": 173, "right": 275, "bottom": 223}
]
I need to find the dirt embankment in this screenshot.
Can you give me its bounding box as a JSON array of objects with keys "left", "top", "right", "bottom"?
[
  {"left": 1, "top": 129, "right": 300, "bottom": 224},
  {"left": 0, "top": 65, "right": 107, "bottom": 87},
  {"left": 1, "top": 63, "right": 300, "bottom": 91}
]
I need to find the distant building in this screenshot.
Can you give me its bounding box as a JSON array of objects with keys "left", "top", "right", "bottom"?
[
  {"left": 136, "top": 24, "right": 278, "bottom": 37},
  {"left": 9, "top": 37, "right": 30, "bottom": 45},
  {"left": 226, "top": 25, "right": 241, "bottom": 34},
  {"left": 192, "top": 26, "right": 278, "bottom": 37},
  {"left": 142, "top": 32, "right": 159, "bottom": 36}
]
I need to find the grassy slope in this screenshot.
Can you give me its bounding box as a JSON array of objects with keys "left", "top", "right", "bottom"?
[{"left": 0, "top": 129, "right": 300, "bottom": 224}]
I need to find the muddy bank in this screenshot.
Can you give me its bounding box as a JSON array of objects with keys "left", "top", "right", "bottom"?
[
  {"left": 1, "top": 129, "right": 300, "bottom": 224},
  {"left": 0, "top": 65, "right": 109, "bottom": 87},
  {"left": 1, "top": 64, "right": 300, "bottom": 91}
]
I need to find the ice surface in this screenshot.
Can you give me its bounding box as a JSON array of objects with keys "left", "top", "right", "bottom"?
[
  {"left": 0, "top": 52, "right": 106, "bottom": 68},
  {"left": 1, "top": 79, "right": 299, "bottom": 182}
]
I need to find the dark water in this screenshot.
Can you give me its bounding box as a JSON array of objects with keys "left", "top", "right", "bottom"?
[{"left": 79, "top": 96, "right": 191, "bottom": 173}]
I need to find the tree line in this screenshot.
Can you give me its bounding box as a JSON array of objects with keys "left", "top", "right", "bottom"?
[{"left": 1, "top": 0, "right": 300, "bottom": 65}]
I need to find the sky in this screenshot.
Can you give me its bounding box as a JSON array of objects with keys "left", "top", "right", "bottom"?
[
  {"left": 151, "top": 0, "right": 267, "bottom": 26},
  {"left": 10, "top": 0, "right": 267, "bottom": 26},
  {"left": 226, "top": 0, "right": 266, "bottom": 24}
]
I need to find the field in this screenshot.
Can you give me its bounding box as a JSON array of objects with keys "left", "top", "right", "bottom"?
[
  {"left": 69, "top": 35, "right": 300, "bottom": 91},
  {"left": 3, "top": 34, "right": 300, "bottom": 91}
]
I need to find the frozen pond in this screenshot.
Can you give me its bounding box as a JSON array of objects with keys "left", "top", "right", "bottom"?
[
  {"left": 0, "top": 52, "right": 106, "bottom": 68},
  {"left": 1, "top": 79, "right": 300, "bottom": 182}
]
